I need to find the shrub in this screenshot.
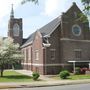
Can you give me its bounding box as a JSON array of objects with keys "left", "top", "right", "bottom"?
[
  {"left": 32, "top": 72, "right": 40, "bottom": 80},
  {"left": 59, "top": 70, "right": 70, "bottom": 79},
  {"left": 75, "top": 67, "right": 81, "bottom": 75},
  {"left": 80, "top": 68, "right": 87, "bottom": 74}
]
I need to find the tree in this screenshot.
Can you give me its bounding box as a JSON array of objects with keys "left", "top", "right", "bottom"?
[
  {"left": 21, "top": 0, "right": 90, "bottom": 14},
  {"left": 21, "top": 0, "right": 38, "bottom": 4},
  {"left": 0, "top": 37, "right": 23, "bottom": 77},
  {"left": 81, "top": 0, "right": 90, "bottom": 15},
  {"left": 21, "top": 0, "right": 89, "bottom": 12}
]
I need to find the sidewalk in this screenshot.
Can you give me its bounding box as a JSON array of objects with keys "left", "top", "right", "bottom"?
[
  {"left": 0, "top": 70, "right": 90, "bottom": 89},
  {"left": 0, "top": 79, "right": 90, "bottom": 89}
]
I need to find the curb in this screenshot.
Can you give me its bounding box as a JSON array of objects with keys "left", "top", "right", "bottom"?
[{"left": 0, "top": 80, "right": 90, "bottom": 89}]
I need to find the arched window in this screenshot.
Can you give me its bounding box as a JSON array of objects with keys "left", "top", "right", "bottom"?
[{"left": 13, "top": 23, "right": 20, "bottom": 36}]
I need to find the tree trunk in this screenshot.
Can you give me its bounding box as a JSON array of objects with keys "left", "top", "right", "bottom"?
[
  {"left": 1, "top": 70, "right": 3, "bottom": 77},
  {"left": 0, "top": 65, "right": 4, "bottom": 77}
]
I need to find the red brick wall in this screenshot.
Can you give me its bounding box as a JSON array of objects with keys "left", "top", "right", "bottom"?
[
  {"left": 32, "top": 31, "right": 45, "bottom": 74},
  {"left": 21, "top": 45, "right": 32, "bottom": 70}
]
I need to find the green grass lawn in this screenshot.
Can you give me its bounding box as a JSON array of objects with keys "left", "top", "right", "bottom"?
[
  {"left": 0, "top": 70, "right": 33, "bottom": 82},
  {"left": 69, "top": 74, "right": 90, "bottom": 80},
  {"left": 51, "top": 74, "right": 90, "bottom": 80}
]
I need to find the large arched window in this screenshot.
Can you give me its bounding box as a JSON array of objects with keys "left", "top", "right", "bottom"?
[{"left": 13, "top": 23, "right": 20, "bottom": 36}]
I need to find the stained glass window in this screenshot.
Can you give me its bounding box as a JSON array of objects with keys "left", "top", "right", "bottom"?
[
  {"left": 13, "top": 23, "right": 20, "bottom": 36},
  {"left": 72, "top": 25, "right": 81, "bottom": 36}
]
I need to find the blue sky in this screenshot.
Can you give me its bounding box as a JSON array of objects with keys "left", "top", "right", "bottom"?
[{"left": 0, "top": 0, "right": 83, "bottom": 38}]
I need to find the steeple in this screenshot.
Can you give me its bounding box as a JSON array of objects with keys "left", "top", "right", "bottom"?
[{"left": 10, "top": 4, "right": 14, "bottom": 19}]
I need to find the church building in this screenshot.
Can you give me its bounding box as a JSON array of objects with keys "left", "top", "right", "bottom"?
[{"left": 8, "top": 3, "right": 90, "bottom": 75}]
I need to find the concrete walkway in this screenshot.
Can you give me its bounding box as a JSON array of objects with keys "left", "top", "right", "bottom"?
[
  {"left": 15, "top": 70, "right": 32, "bottom": 76},
  {"left": 15, "top": 70, "right": 55, "bottom": 81}
]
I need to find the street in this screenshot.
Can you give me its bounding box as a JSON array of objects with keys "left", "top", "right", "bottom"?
[{"left": 9, "top": 83, "right": 90, "bottom": 90}]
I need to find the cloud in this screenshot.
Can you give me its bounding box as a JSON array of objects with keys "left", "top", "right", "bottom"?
[
  {"left": 0, "top": 0, "right": 21, "bottom": 23},
  {"left": 44, "top": 0, "right": 59, "bottom": 16},
  {"left": 41, "top": 0, "right": 69, "bottom": 17},
  {"left": 41, "top": 0, "right": 83, "bottom": 18}
]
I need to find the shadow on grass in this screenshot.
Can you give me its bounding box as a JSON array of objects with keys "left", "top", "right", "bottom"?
[{"left": 2, "top": 75, "right": 32, "bottom": 79}]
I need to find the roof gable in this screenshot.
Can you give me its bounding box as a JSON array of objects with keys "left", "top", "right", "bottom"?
[
  {"left": 65, "top": 2, "right": 82, "bottom": 17},
  {"left": 21, "top": 2, "right": 83, "bottom": 48}
]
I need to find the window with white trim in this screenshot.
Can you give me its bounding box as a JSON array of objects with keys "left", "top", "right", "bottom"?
[
  {"left": 74, "top": 49, "right": 82, "bottom": 59},
  {"left": 35, "top": 50, "right": 39, "bottom": 60},
  {"left": 28, "top": 48, "right": 31, "bottom": 61},
  {"left": 22, "top": 49, "right": 24, "bottom": 63},
  {"left": 26, "top": 49, "right": 28, "bottom": 63},
  {"left": 50, "top": 49, "right": 56, "bottom": 60},
  {"left": 24, "top": 49, "right": 26, "bottom": 62}
]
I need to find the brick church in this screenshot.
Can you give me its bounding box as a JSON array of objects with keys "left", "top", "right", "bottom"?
[{"left": 8, "top": 2, "right": 90, "bottom": 75}]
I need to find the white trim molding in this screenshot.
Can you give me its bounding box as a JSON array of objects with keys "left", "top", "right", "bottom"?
[
  {"left": 74, "top": 49, "right": 82, "bottom": 51},
  {"left": 60, "top": 38, "right": 90, "bottom": 42},
  {"left": 22, "top": 63, "right": 68, "bottom": 66}
]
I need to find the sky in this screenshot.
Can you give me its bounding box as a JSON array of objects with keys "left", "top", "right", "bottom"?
[{"left": 0, "top": 0, "right": 83, "bottom": 38}]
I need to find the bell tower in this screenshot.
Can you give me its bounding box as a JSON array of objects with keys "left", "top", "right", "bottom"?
[{"left": 8, "top": 4, "right": 23, "bottom": 45}]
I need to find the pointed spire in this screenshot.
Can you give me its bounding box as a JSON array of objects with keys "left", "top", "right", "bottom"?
[
  {"left": 10, "top": 4, "right": 14, "bottom": 19},
  {"left": 73, "top": 2, "right": 76, "bottom": 5}
]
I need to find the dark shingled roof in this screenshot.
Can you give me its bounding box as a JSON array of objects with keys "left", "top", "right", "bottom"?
[
  {"left": 21, "top": 17, "right": 61, "bottom": 48},
  {"left": 21, "top": 2, "right": 80, "bottom": 48},
  {"left": 39, "top": 17, "right": 60, "bottom": 36}
]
